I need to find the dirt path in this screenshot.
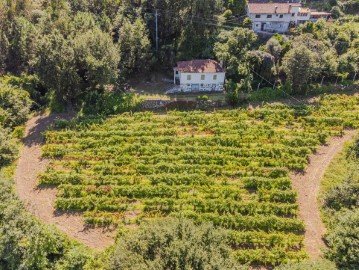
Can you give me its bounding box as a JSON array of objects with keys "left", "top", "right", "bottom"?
[
  {"left": 14, "top": 114, "right": 115, "bottom": 250},
  {"left": 291, "top": 130, "right": 357, "bottom": 259}
]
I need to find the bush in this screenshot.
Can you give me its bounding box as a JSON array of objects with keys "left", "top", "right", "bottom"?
[
  {"left": 250, "top": 87, "right": 288, "bottom": 102},
  {"left": 325, "top": 209, "right": 359, "bottom": 269},
  {"left": 0, "top": 177, "right": 92, "bottom": 269},
  {"left": 0, "top": 83, "right": 32, "bottom": 127},
  {"left": 0, "top": 127, "right": 18, "bottom": 166},
  {"left": 323, "top": 179, "right": 359, "bottom": 211},
  {"left": 2, "top": 74, "right": 47, "bottom": 108},
  {"left": 81, "top": 91, "right": 142, "bottom": 116},
  {"left": 108, "top": 218, "right": 244, "bottom": 270}
]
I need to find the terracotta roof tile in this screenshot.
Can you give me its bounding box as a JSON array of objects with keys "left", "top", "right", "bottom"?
[
  {"left": 176, "top": 60, "right": 225, "bottom": 73},
  {"left": 248, "top": 3, "right": 301, "bottom": 14}
]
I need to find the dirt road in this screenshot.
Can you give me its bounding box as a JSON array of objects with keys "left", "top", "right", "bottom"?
[{"left": 14, "top": 114, "right": 115, "bottom": 250}]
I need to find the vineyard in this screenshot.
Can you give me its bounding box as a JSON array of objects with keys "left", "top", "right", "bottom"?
[{"left": 40, "top": 94, "right": 359, "bottom": 266}]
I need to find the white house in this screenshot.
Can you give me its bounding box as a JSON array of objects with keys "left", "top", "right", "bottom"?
[
  {"left": 173, "top": 60, "right": 225, "bottom": 92},
  {"left": 247, "top": 2, "right": 331, "bottom": 33}
]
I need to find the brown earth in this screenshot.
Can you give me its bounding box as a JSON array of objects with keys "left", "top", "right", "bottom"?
[
  {"left": 291, "top": 130, "right": 357, "bottom": 259},
  {"left": 14, "top": 113, "right": 115, "bottom": 250}
]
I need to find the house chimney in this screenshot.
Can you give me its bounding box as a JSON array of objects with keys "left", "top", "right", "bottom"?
[
  {"left": 289, "top": 4, "right": 292, "bottom": 13},
  {"left": 275, "top": 6, "right": 278, "bottom": 13}
]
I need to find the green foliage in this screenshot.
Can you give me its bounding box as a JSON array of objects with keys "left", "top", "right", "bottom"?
[
  {"left": 282, "top": 46, "right": 320, "bottom": 95},
  {"left": 34, "top": 26, "right": 119, "bottom": 100},
  {"left": 33, "top": 30, "right": 81, "bottom": 100},
  {"left": 2, "top": 74, "right": 46, "bottom": 108},
  {"left": 0, "top": 128, "right": 18, "bottom": 166},
  {"left": 325, "top": 209, "right": 359, "bottom": 269},
  {"left": 81, "top": 91, "right": 143, "bottom": 116},
  {"left": 250, "top": 87, "right": 288, "bottom": 102},
  {"left": 108, "top": 218, "right": 243, "bottom": 270},
  {"left": 0, "top": 177, "right": 92, "bottom": 270},
  {"left": 214, "top": 27, "right": 257, "bottom": 80},
  {"left": 320, "top": 138, "right": 359, "bottom": 269},
  {"left": 115, "top": 17, "right": 152, "bottom": 76},
  {"left": 0, "top": 82, "right": 32, "bottom": 127},
  {"left": 275, "top": 259, "right": 337, "bottom": 270}
]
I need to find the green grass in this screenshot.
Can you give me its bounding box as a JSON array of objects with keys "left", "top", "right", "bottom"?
[{"left": 320, "top": 143, "right": 353, "bottom": 195}]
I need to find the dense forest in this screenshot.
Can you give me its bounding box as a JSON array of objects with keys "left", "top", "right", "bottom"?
[
  {"left": 0, "top": 0, "right": 359, "bottom": 269},
  {"left": 0, "top": 0, "right": 358, "bottom": 108}
]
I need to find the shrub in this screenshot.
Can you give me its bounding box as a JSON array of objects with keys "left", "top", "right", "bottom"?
[
  {"left": 0, "top": 83, "right": 32, "bottom": 127},
  {"left": 108, "top": 218, "right": 244, "bottom": 270},
  {"left": 0, "top": 177, "right": 92, "bottom": 269},
  {"left": 0, "top": 127, "right": 18, "bottom": 166},
  {"left": 325, "top": 209, "right": 359, "bottom": 269}
]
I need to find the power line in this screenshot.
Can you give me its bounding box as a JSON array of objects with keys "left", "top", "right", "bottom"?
[
  {"left": 143, "top": 11, "right": 243, "bottom": 31},
  {"left": 144, "top": 8, "right": 246, "bottom": 28},
  {"left": 249, "top": 67, "right": 305, "bottom": 104}
]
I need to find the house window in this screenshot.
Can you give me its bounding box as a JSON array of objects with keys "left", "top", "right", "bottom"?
[
  {"left": 292, "top": 13, "right": 295, "bottom": 16},
  {"left": 187, "top": 75, "right": 191, "bottom": 80},
  {"left": 279, "top": 14, "right": 283, "bottom": 18},
  {"left": 267, "top": 15, "right": 272, "bottom": 18},
  {"left": 201, "top": 74, "right": 205, "bottom": 80},
  {"left": 255, "top": 14, "right": 261, "bottom": 18},
  {"left": 175, "top": 71, "right": 178, "bottom": 74},
  {"left": 213, "top": 74, "right": 217, "bottom": 81}
]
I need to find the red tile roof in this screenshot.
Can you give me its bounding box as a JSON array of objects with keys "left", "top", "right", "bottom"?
[
  {"left": 248, "top": 3, "right": 301, "bottom": 14},
  {"left": 176, "top": 60, "right": 225, "bottom": 73}
]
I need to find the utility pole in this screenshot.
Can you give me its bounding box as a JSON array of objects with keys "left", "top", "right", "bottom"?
[{"left": 155, "top": 9, "right": 159, "bottom": 52}]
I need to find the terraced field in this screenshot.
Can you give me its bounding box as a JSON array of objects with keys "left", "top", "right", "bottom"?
[{"left": 40, "top": 94, "right": 359, "bottom": 266}]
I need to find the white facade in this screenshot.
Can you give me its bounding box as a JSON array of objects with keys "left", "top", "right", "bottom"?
[
  {"left": 173, "top": 60, "right": 226, "bottom": 92},
  {"left": 249, "top": 14, "right": 293, "bottom": 33},
  {"left": 174, "top": 71, "right": 225, "bottom": 92},
  {"left": 247, "top": 3, "right": 329, "bottom": 33}
]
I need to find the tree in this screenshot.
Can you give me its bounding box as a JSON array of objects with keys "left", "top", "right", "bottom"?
[
  {"left": 73, "top": 27, "right": 119, "bottom": 90},
  {"left": 282, "top": 46, "right": 319, "bottom": 95},
  {"left": 292, "top": 34, "right": 338, "bottom": 80},
  {"left": 0, "top": 177, "right": 92, "bottom": 269},
  {"left": 248, "top": 50, "right": 276, "bottom": 82},
  {"left": 330, "top": 6, "right": 342, "bottom": 19},
  {"left": 226, "top": 0, "right": 247, "bottom": 16},
  {"left": 108, "top": 218, "right": 243, "bottom": 270},
  {"left": 0, "top": 127, "right": 18, "bottom": 166},
  {"left": 334, "top": 32, "right": 350, "bottom": 55},
  {"left": 325, "top": 209, "right": 359, "bottom": 269},
  {"left": 33, "top": 31, "right": 80, "bottom": 100},
  {"left": 266, "top": 37, "right": 282, "bottom": 61},
  {"left": 0, "top": 83, "right": 32, "bottom": 127},
  {"left": 6, "top": 16, "right": 38, "bottom": 74},
  {"left": 34, "top": 26, "right": 119, "bottom": 101},
  {"left": 116, "top": 18, "right": 152, "bottom": 76},
  {"left": 214, "top": 27, "right": 257, "bottom": 80},
  {"left": 338, "top": 50, "right": 359, "bottom": 74}
]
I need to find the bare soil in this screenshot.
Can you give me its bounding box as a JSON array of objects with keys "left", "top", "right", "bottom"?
[
  {"left": 14, "top": 113, "right": 115, "bottom": 250},
  {"left": 291, "top": 130, "right": 357, "bottom": 258}
]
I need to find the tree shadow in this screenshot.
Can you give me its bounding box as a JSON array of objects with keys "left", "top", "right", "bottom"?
[{"left": 23, "top": 113, "right": 73, "bottom": 148}]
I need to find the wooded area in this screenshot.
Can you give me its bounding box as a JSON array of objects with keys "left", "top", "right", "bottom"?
[{"left": 0, "top": 0, "right": 358, "bottom": 107}]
